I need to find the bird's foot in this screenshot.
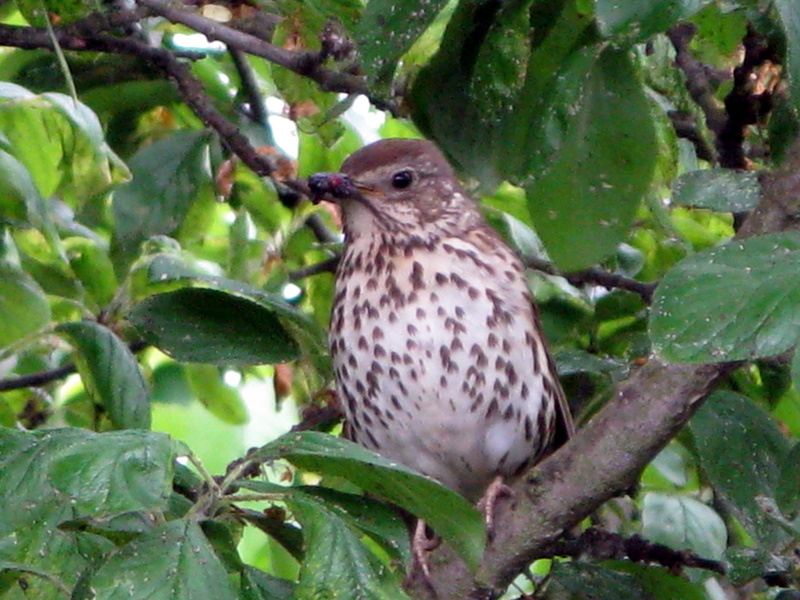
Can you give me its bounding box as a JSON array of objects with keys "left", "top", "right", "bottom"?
[
  {"left": 477, "top": 475, "right": 513, "bottom": 538},
  {"left": 412, "top": 519, "right": 441, "bottom": 577}
]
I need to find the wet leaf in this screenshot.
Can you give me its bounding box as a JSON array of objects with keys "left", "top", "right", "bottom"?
[
  {"left": 89, "top": 520, "right": 239, "bottom": 600},
  {"left": 672, "top": 169, "right": 760, "bottom": 213},
  {"left": 689, "top": 391, "right": 791, "bottom": 546},
  {"left": 255, "top": 431, "right": 485, "bottom": 572},
  {"left": 651, "top": 232, "right": 800, "bottom": 362}
]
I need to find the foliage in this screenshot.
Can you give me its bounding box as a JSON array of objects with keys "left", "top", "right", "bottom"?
[{"left": 0, "top": 0, "right": 799, "bottom": 598}]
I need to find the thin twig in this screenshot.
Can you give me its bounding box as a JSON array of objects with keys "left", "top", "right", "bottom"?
[
  {"left": 230, "top": 47, "right": 269, "bottom": 125},
  {"left": 564, "top": 267, "right": 657, "bottom": 303},
  {"left": 550, "top": 527, "right": 726, "bottom": 575},
  {"left": 288, "top": 255, "right": 340, "bottom": 281},
  {"left": 136, "top": 0, "right": 398, "bottom": 116},
  {"left": 524, "top": 257, "right": 657, "bottom": 302},
  {"left": 0, "top": 340, "right": 148, "bottom": 392}
]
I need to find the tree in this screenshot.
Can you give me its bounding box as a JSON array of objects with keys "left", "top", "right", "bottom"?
[{"left": 0, "top": 0, "right": 798, "bottom": 598}]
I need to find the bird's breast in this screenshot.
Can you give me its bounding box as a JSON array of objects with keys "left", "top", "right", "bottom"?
[{"left": 329, "top": 236, "right": 557, "bottom": 500}]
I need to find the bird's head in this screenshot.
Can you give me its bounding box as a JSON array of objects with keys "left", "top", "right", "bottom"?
[{"left": 308, "top": 138, "right": 482, "bottom": 243}]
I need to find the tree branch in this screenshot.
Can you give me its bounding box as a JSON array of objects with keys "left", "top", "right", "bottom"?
[
  {"left": 667, "top": 23, "right": 727, "bottom": 139},
  {"left": 405, "top": 360, "right": 732, "bottom": 599},
  {"left": 0, "top": 341, "right": 148, "bottom": 392},
  {"left": 135, "top": 0, "right": 398, "bottom": 116}
]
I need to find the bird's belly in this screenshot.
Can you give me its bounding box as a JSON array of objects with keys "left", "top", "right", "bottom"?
[{"left": 331, "top": 263, "right": 549, "bottom": 501}]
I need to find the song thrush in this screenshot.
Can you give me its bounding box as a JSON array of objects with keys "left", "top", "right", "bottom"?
[{"left": 308, "top": 138, "right": 574, "bottom": 507}]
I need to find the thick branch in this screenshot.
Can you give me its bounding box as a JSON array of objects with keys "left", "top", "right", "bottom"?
[
  {"left": 667, "top": 23, "right": 727, "bottom": 137},
  {"left": 406, "top": 360, "right": 730, "bottom": 599}
]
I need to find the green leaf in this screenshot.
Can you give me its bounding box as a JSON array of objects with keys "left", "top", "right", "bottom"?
[
  {"left": 554, "top": 348, "right": 628, "bottom": 378},
  {"left": 89, "top": 520, "right": 239, "bottom": 600},
  {"left": 241, "top": 565, "right": 295, "bottom": 600},
  {"left": 356, "top": 0, "right": 449, "bottom": 90},
  {"left": 551, "top": 561, "right": 651, "bottom": 600},
  {"left": 775, "top": 441, "right": 800, "bottom": 519},
  {"left": 255, "top": 431, "right": 486, "bottom": 572},
  {"left": 650, "top": 232, "right": 800, "bottom": 362},
  {"left": 0, "top": 561, "right": 69, "bottom": 596},
  {"left": 51, "top": 436, "right": 174, "bottom": 517},
  {"left": 724, "top": 546, "right": 772, "bottom": 587},
  {"left": 186, "top": 364, "right": 249, "bottom": 425},
  {"left": 469, "top": 0, "right": 531, "bottom": 120},
  {"left": 0, "top": 428, "right": 175, "bottom": 598},
  {"left": 0, "top": 84, "right": 126, "bottom": 205},
  {"left": 289, "top": 493, "right": 410, "bottom": 600},
  {"left": 129, "top": 284, "right": 302, "bottom": 366},
  {"left": 689, "top": 391, "right": 792, "bottom": 545},
  {"left": 0, "top": 261, "right": 51, "bottom": 348},
  {"left": 672, "top": 169, "right": 760, "bottom": 212},
  {"left": 296, "top": 487, "right": 411, "bottom": 564},
  {"left": 112, "top": 131, "right": 213, "bottom": 267},
  {"left": 608, "top": 561, "right": 707, "bottom": 600},
  {"left": 594, "top": 0, "right": 709, "bottom": 42},
  {"left": 56, "top": 321, "right": 151, "bottom": 430},
  {"left": 0, "top": 148, "right": 40, "bottom": 222},
  {"left": 63, "top": 237, "right": 118, "bottom": 307},
  {"left": 641, "top": 493, "right": 726, "bottom": 560},
  {"left": 523, "top": 47, "right": 657, "bottom": 270},
  {"left": 0, "top": 428, "right": 174, "bottom": 527},
  {"left": 774, "top": 0, "right": 800, "bottom": 114}
]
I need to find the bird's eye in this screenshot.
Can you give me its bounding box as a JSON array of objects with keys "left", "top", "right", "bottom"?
[{"left": 391, "top": 169, "right": 415, "bottom": 189}]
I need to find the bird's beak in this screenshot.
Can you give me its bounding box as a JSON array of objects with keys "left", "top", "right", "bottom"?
[{"left": 307, "top": 172, "right": 370, "bottom": 204}]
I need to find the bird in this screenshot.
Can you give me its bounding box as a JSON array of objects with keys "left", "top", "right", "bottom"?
[{"left": 307, "top": 138, "right": 574, "bottom": 564}]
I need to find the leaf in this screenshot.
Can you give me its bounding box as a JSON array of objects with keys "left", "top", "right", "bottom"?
[
  {"left": 289, "top": 493, "right": 410, "bottom": 600},
  {"left": 0, "top": 428, "right": 174, "bottom": 527},
  {"left": 0, "top": 84, "right": 126, "bottom": 205},
  {"left": 594, "top": 0, "right": 709, "bottom": 42},
  {"left": 255, "top": 431, "right": 486, "bottom": 572},
  {"left": 650, "top": 232, "right": 800, "bottom": 362},
  {"left": 63, "top": 236, "right": 118, "bottom": 307},
  {"left": 608, "top": 561, "right": 707, "bottom": 600},
  {"left": 775, "top": 441, "right": 800, "bottom": 519},
  {"left": 689, "top": 391, "right": 792, "bottom": 545},
  {"left": 641, "top": 493, "right": 726, "bottom": 560},
  {"left": 672, "top": 169, "right": 760, "bottom": 213},
  {"left": 112, "top": 130, "right": 213, "bottom": 267},
  {"left": 186, "top": 364, "right": 249, "bottom": 425},
  {"left": 241, "top": 565, "right": 295, "bottom": 600},
  {"left": 0, "top": 428, "right": 175, "bottom": 598},
  {"left": 356, "top": 0, "right": 450, "bottom": 90},
  {"left": 0, "top": 261, "right": 51, "bottom": 348},
  {"left": 551, "top": 561, "right": 653, "bottom": 600},
  {"left": 0, "top": 148, "right": 40, "bottom": 223},
  {"left": 0, "top": 561, "right": 69, "bottom": 596},
  {"left": 469, "top": 0, "right": 531, "bottom": 119},
  {"left": 56, "top": 321, "right": 151, "bottom": 430},
  {"left": 129, "top": 285, "right": 301, "bottom": 366},
  {"left": 724, "top": 546, "right": 772, "bottom": 587},
  {"left": 296, "top": 486, "right": 411, "bottom": 564},
  {"left": 523, "top": 47, "right": 657, "bottom": 270},
  {"left": 774, "top": 0, "right": 800, "bottom": 114},
  {"left": 554, "top": 348, "right": 628, "bottom": 378},
  {"left": 89, "top": 520, "right": 239, "bottom": 600}
]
